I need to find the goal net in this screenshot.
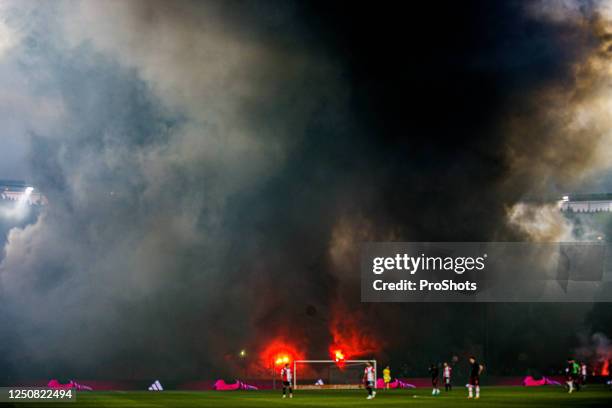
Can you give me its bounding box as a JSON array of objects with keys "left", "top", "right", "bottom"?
[{"left": 293, "top": 360, "right": 376, "bottom": 390}]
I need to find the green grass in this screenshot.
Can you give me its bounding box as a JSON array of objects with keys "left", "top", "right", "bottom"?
[{"left": 13, "top": 386, "right": 612, "bottom": 408}]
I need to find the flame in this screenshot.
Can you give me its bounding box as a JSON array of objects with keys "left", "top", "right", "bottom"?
[
  {"left": 260, "top": 338, "right": 303, "bottom": 368},
  {"left": 275, "top": 355, "right": 291, "bottom": 366},
  {"left": 331, "top": 348, "right": 346, "bottom": 368},
  {"left": 329, "top": 305, "right": 380, "bottom": 360},
  {"left": 602, "top": 359, "right": 609, "bottom": 376}
]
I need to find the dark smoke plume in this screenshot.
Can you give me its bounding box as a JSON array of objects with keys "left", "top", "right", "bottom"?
[{"left": 0, "top": 0, "right": 611, "bottom": 381}]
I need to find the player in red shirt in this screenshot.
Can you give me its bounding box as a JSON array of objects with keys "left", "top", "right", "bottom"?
[
  {"left": 363, "top": 361, "right": 376, "bottom": 399},
  {"left": 280, "top": 363, "right": 293, "bottom": 398},
  {"left": 443, "top": 362, "right": 453, "bottom": 391}
]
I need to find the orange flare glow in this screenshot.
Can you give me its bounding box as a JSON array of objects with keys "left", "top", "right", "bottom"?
[
  {"left": 329, "top": 305, "right": 380, "bottom": 361},
  {"left": 260, "top": 339, "right": 303, "bottom": 368},
  {"left": 602, "top": 359, "right": 610, "bottom": 376}
]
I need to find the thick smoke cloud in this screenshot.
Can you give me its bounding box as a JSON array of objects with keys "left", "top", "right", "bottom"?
[
  {"left": 0, "top": 0, "right": 610, "bottom": 381},
  {"left": 0, "top": 0, "right": 347, "bottom": 379},
  {"left": 576, "top": 332, "right": 612, "bottom": 372},
  {"left": 507, "top": 0, "right": 612, "bottom": 239}
]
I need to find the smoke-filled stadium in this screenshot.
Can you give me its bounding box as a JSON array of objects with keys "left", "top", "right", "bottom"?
[{"left": 0, "top": 1, "right": 611, "bottom": 407}]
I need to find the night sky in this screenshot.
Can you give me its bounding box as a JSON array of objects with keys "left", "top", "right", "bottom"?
[{"left": 0, "top": 0, "right": 611, "bottom": 381}]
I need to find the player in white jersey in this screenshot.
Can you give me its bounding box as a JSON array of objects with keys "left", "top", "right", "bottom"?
[
  {"left": 443, "top": 362, "right": 453, "bottom": 391},
  {"left": 580, "top": 362, "right": 588, "bottom": 388},
  {"left": 363, "top": 361, "right": 376, "bottom": 399},
  {"left": 280, "top": 364, "right": 293, "bottom": 398}
]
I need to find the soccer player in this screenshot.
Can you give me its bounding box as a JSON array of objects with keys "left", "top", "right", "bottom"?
[
  {"left": 363, "top": 361, "right": 376, "bottom": 399},
  {"left": 280, "top": 363, "right": 293, "bottom": 398},
  {"left": 573, "top": 360, "right": 582, "bottom": 391},
  {"left": 467, "top": 356, "right": 483, "bottom": 399},
  {"left": 566, "top": 358, "right": 580, "bottom": 393},
  {"left": 580, "top": 362, "right": 588, "bottom": 388},
  {"left": 429, "top": 364, "right": 440, "bottom": 396},
  {"left": 443, "top": 362, "right": 452, "bottom": 391},
  {"left": 383, "top": 366, "right": 391, "bottom": 389},
  {"left": 564, "top": 358, "right": 571, "bottom": 392}
]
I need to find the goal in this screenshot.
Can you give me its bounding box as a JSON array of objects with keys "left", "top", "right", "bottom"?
[{"left": 293, "top": 360, "right": 376, "bottom": 390}]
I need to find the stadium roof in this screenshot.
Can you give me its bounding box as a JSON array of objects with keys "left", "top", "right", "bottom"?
[
  {"left": 0, "top": 180, "right": 32, "bottom": 193},
  {"left": 564, "top": 193, "right": 612, "bottom": 202},
  {"left": 0, "top": 180, "right": 28, "bottom": 188}
]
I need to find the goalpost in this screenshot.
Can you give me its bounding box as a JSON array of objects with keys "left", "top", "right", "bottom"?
[{"left": 293, "top": 360, "right": 377, "bottom": 390}]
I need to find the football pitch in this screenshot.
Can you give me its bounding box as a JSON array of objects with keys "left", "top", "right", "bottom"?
[{"left": 15, "top": 386, "right": 612, "bottom": 408}]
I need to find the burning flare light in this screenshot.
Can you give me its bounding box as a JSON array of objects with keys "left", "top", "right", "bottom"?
[
  {"left": 602, "top": 359, "right": 610, "bottom": 377},
  {"left": 259, "top": 339, "right": 303, "bottom": 369},
  {"left": 275, "top": 355, "right": 291, "bottom": 366}
]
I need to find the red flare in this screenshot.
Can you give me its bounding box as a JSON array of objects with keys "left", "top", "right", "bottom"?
[
  {"left": 329, "top": 305, "right": 380, "bottom": 361},
  {"left": 602, "top": 359, "right": 609, "bottom": 376},
  {"left": 331, "top": 348, "right": 346, "bottom": 368},
  {"left": 260, "top": 339, "right": 303, "bottom": 368}
]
